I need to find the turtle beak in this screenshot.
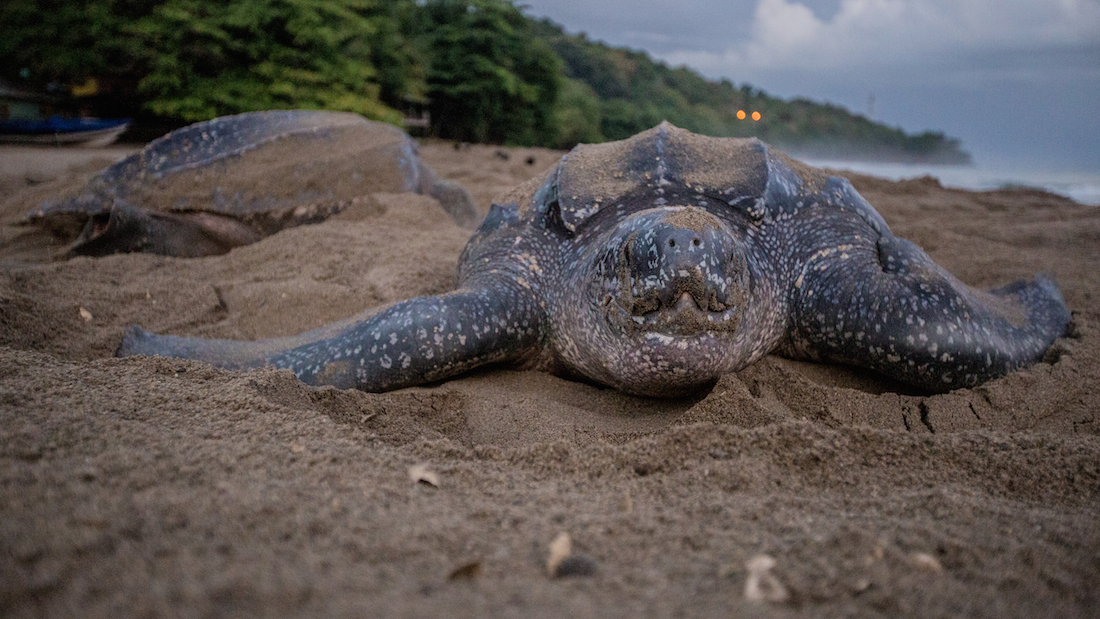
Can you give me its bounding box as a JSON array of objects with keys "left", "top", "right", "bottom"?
[
  {"left": 603, "top": 207, "right": 745, "bottom": 336},
  {"left": 625, "top": 209, "right": 735, "bottom": 311}
]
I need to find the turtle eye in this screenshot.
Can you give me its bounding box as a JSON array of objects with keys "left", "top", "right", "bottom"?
[
  {"left": 544, "top": 199, "right": 575, "bottom": 237},
  {"left": 534, "top": 173, "right": 574, "bottom": 236}
]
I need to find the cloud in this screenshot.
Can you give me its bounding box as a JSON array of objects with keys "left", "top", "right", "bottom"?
[{"left": 662, "top": 0, "right": 1100, "bottom": 73}]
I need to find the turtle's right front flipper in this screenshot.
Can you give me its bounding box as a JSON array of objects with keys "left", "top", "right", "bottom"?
[{"left": 119, "top": 280, "right": 544, "bottom": 392}]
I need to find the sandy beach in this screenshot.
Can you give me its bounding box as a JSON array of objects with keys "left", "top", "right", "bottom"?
[{"left": 1, "top": 140, "right": 1097, "bottom": 617}]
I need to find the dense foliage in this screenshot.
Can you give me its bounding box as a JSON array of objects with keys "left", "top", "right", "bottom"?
[
  {"left": 2, "top": 0, "right": 418, "bottom": 123},
  {"left": 420, "top": 0, "right": 560, "bottom": 144},
  {"left": 0, "top": 0, "right": 969, "bottom": 161},
  {"left": 135, "top": 0, "right": 407, "bottom": 122}
]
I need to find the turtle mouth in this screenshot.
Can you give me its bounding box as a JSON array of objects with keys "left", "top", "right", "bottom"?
[{"left": 604, "top": 289, "right": 739, "bottom": 337}]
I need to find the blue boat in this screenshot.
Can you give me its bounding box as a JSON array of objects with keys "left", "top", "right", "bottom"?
[{"left": 0, "top": 115, "right": 131, "bottom": 146}]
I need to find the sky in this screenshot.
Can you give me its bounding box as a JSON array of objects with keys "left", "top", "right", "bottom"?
[{"left": 519, "top": 0, "right": 1100, "bottom": 172}]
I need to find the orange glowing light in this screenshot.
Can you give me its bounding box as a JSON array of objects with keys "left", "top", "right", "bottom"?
[
  {"left": 751, "top": 111, "right": 761, "bottom": 121},
  {"left": 736, "top": 110, "right": 746, "bottom": 120}
]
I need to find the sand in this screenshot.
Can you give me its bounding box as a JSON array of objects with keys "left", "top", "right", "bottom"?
[{"left": 0, "top": 140, "right": 1097, "bottom": 617}]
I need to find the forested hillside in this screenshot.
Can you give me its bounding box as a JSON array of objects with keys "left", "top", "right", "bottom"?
[
  {"left": 535, "top": 20, "right": 970, "bottom": 163},
  {"left": 1, "top": 0, "right": 969, "bottom": 162}
]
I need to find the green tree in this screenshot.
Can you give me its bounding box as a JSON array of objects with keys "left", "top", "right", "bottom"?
[
  {"left": 0, "top": 0, "right": 149, "bottom": 85},
  {"left": 423, "top": 0, "right": 561, "bottom": 145},
  {"left": 553, "top": 78, "right": 603, "bottom": 147},
  {"left": 0, "top": 0, "right": 418, "bottom": 124},
  {"left": 132, "top": 0, "right": 402, "bottom": 122},
  {"left": 363, "top": 0, "right": 429, "bottom": 109}
]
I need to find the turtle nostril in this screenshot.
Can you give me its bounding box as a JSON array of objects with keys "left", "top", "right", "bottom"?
[
  {"left": 668, "top": 238, "right": 676, "bottom": 248},
  {"left": 692, "top": 238, "right": 701, "bottom": 247}
]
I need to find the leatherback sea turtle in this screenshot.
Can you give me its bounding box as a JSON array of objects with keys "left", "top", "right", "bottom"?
[
  {"left": 27, "top": 110, "right": 477, "bottom": 257},
  {"left": 119, "top": 121, "right": 1070, "bottom": 396}
]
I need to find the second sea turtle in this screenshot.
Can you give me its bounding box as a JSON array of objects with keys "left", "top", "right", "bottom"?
[{"left": 27, "top": 110, "right": 478, "bottom": 257}]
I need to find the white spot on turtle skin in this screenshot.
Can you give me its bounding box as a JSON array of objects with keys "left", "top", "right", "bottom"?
[{"left": 380, "top": 355, "right": 392, "bottom": 369}]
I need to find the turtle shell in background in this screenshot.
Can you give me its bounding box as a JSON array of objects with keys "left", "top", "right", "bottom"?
[{"left": 27, "top": 110, "right": 479, "bottom": 257}]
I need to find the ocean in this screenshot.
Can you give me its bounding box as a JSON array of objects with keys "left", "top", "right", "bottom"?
[{"left": 801, "top": 159, "right": 1100, "bottom": 206}]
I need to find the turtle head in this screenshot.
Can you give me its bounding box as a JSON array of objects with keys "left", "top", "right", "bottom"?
[{"left": 563, "top": 206, "right": 756, "bottom": 396}]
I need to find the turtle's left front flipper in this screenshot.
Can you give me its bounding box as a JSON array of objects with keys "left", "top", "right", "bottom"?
[
  {"left": 119, "top": 278, "right": 545, "bottom": 392},
  {"left": 779, "top": 232, "right": 1071, "bottom": 392}
]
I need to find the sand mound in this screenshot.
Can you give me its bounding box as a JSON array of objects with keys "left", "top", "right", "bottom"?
[{"left": 1, "top": 142, "right": 1097, "bottom": 617}]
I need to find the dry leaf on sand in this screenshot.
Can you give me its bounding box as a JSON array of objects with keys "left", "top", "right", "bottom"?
[
  {"left": 744, "top": 554, "right": 789, "bottom": 603},
  {"left": 408, "top": 463, "right": 440, "bottom": 487}
]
